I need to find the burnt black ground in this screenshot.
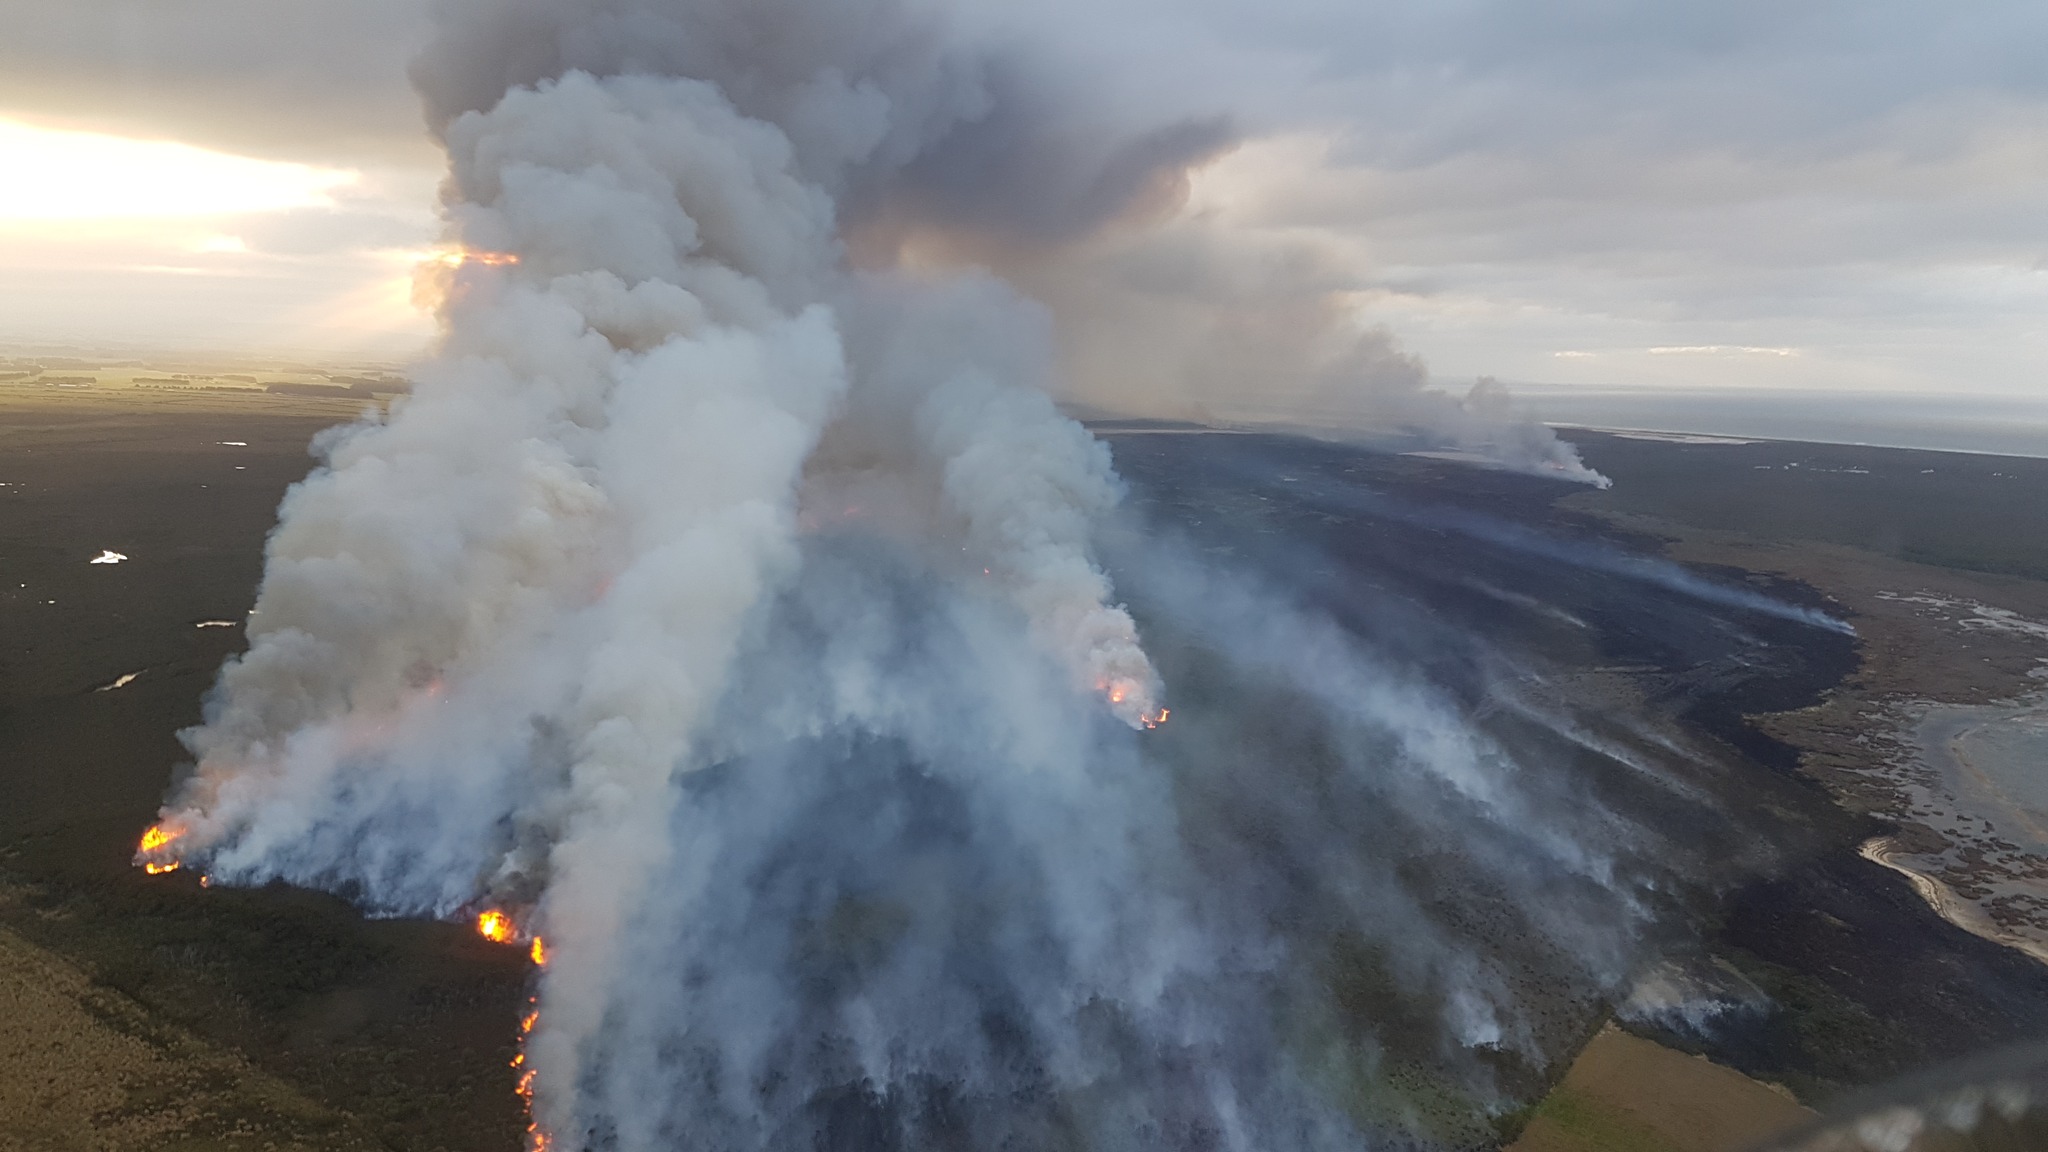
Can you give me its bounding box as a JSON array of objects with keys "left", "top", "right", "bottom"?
[
  {"left": 2, "top": 394, "right": 2044, "bottom": 1150},
  {"left": 1102, "top": 429, "right": 2048, "bottom": 1102}
]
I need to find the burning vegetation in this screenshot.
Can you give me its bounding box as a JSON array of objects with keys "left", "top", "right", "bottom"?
[
  {"left": 473, "top": 908, "right": 548, "bottom": 963},
  {"left": 133, "top": 839, "right": 555, "bottom": 1145},
  {"left": 517, "top": 998, "right": 549, "bottom": 1151},
  {"left": 476, "top": 908, "right": 517, "bottom": 944},
  {"left": 474, "top": 909, "right": 552, "bottom": 1149},
  {"left": 1102, "top": 678, "right": 1171, "bottom": 728},
  {"left": 135, "top": 823, "right": 183, "bottom": 874}
]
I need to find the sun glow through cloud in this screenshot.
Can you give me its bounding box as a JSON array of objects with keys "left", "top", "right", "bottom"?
[
  {"left": 0, "top": 118, "right": 356, "bottom": 220},
  {"left": 0, "top": 118, "right": 438, "bottom": 355}
]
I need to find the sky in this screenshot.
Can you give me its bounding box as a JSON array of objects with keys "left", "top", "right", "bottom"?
[{"left": 0, "top": 0, "right": 2042, "bottom": 432}]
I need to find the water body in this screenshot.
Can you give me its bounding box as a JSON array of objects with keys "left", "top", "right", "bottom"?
[
  {"left": 1866, "top": 699, "right": 2048, "bottom": 964},
  {"left": 1514, "top": 386, "right": 2048, "bottom": 460}
]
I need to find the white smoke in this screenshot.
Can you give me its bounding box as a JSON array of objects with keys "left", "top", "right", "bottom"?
[
  {"left": 152, "top": 9, "right": 1178, "bottom": 1139},
  {"left": 143, "top": 2, "right": 1704, "bottom": 1148},
  {"left": 861, "top": 145, "right": 1609, "bottom": 486}
]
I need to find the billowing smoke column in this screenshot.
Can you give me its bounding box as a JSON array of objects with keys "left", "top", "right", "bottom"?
[{"left": 140, "top": 2, "right": 1695, "bottom": 1149}]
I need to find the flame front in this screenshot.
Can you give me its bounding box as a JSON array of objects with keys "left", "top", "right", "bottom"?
[
  {"left": 475, "top": 913, "right": 552, "bottom": 1145},
  {"left": 517, "top": 999, "right": 550, "bottom": 1151}
]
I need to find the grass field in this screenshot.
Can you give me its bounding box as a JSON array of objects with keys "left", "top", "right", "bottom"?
[{"left": 1510, "top": 1027, "right": 1812, "bottom": 1152}]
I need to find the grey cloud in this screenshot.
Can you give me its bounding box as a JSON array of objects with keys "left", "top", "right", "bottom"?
[
  {"left": 0, "top": 0, "right": 432, "bottom": 164},
  {"left": 412, "top": 0, "right": 1242, "bottom": 249},
  {"left": 10, "top": 0, "right": 2038, "bottom": 402},
  {"left": 860, "top": 63, "right": 1237, "bottom": 247},
  {"left": 1223, "top": 0, "right": 2048, "bottom": 156}
]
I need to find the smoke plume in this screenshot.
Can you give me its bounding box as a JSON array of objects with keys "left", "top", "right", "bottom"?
[
  {"left": 852, "top": 129, "right": 1606, "bottom": 485},
  {"left": 145, "top": 1, "right": 1696, "bottom": 1147}
]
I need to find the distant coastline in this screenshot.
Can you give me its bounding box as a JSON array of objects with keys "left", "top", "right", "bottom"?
[
  {"left": 1518, "top": 385, "right": 2048, "bottom": 460},
  {"left": 1551, "top": 423, "right": 2048, "bottom": 461}
]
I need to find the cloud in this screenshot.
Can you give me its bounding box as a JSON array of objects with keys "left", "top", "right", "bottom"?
[
  {"left": 1, "top": 0, "right": 2043, "bottom": 399},
  {"left": 0, "top": 118, "right": 357, "bottom": 219},
  {"left": 225, "top": 206, "right": 435, "bottom": 258},
  {"left": 0, "top": 0, "right": 432, "bottom": 165}
]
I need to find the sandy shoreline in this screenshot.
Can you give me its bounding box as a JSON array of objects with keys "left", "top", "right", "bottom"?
[
  {"left": 1857, "top": 835, "right": 2048, "bottom": 967},
  {"left": 1851, "top": 693, "right": 2048, "bottom": 965}
]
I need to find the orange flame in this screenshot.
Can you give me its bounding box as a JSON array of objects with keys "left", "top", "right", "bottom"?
[
  {"left": 1096, "top": 679, "right": 1169, "bottom": 729},
  {"left": 413, "top": 247, "right": 524, "bottom": 313},
  {"left": 432, "top": 248, "right": 520, "bottom": 269},
  {"left": 530, "top": 937, "right": 548, "bottom": 967},
  {"left": 477, "top": 909, "right": 517, "bottom": 944},
  {"left": 138, "top": 824, "right": 180, "bottom": 853},
  {"left": 515, "top": 996, "right": 551, "bottom": 1151},
  {"left": 137, "top": 823, "right": 187, "bottom": 875}
]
